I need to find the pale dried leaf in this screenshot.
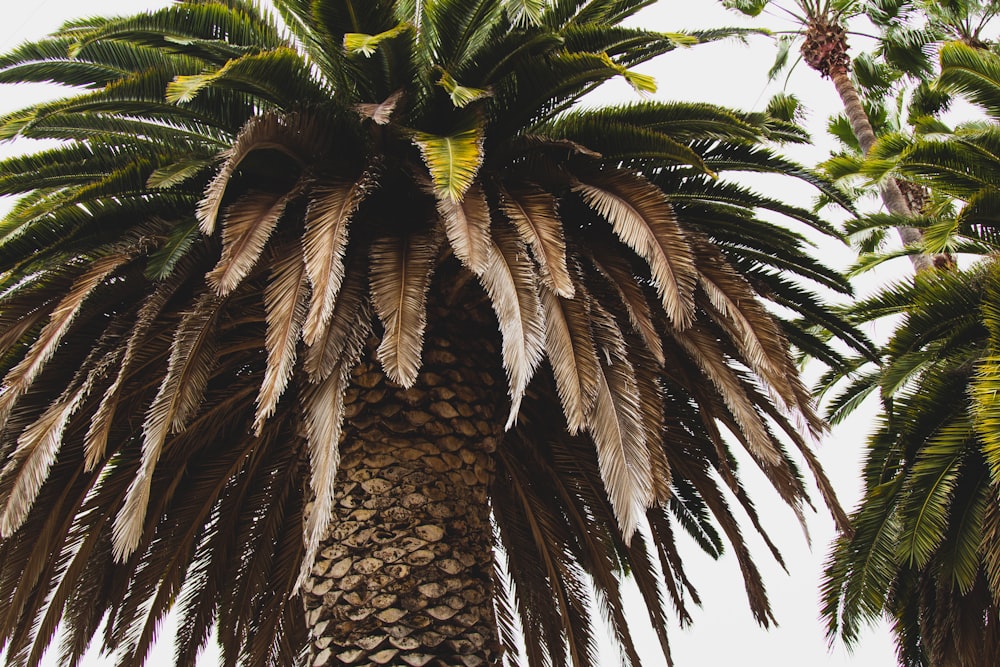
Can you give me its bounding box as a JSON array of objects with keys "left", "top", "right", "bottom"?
[
  {"left": 586, "top": 303, "right": 654, "bottom": 539},
  {"left": 0, "top": 253, "right": 129, "bottom": 427},
  {"left": 354, "top": 89, "right": 403, "bottom": 125},
  {"left": 588, "top": 247, "right": 664, "bottom": 365},
  {"left": 206, "top": 189, "right": 293, "bottom": 295},
  {"left": 86, "top": 279, "right": 180, "bottom": 470},
  {"left": 478, "top": 226, "right": 545, "bottom": 428},
  {"left": 540, "top": 284, "right": 599, "bottom": 433},
  {"left": 370, "top": 231, "right": 439, "bottom": 387},
  {"left": 0, "top": 347, "right": 116, "bottom": 536},
  {"left": 197, "top": 112, "right": 318, "bottom": 234},
  {"left": 302, "top": 177, "right": 372, "bottom": 345},
  {"left": 296, "top": 367, "right": 346, "bottom": 592},
  {"left": 296, "top": 319, "right": 370, "bottom": 592},
  {"left": 254, "top": 247, "right": 309, "bottom": 434},
  {"left": 113, "top": 292, "right": 222, "bottom": 560},
  {"left": 573, "top": 172, "right": 696, "bottom": 328},
  {"left": 437, "top": 182, "right": 491, "bottom": 275},
  {"left": 694, "top": 242, "right": 798, "bottom": 411},
  {"left": 304, "top": 254, "right": 371, "bottom": 383},
  {"left": 499, "top": 184, "right": 574, "bottom": 298},
  {"left": 632, "top": 348, "right": 671, "bottom": 503}
]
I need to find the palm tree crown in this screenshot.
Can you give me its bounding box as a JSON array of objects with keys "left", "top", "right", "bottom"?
[
  {"left": 0, "top": 1, "right": 864, "bottom": 665},
  {"left": 820, "top": 41, "right": 1000, "bottom": 667}
]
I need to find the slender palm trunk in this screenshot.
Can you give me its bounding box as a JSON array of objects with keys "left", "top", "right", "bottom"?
[
  {"left": 301, "top": 297, "right": 504, "bottom": 667},
  {"left": 829, "top": 65, "right": 934, "bottom": 273}
]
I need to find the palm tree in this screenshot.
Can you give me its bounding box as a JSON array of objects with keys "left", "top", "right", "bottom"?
[
  {"left": 814, "top": 0, "right": 999, "bottom": 268},
  {"left": 0, "top": 1, "right": 865, "bottom": 665},
  {"left": 820, "top": 42, "right": 1000, "bottom": 666},
  {"left": 723, "top": 0, "right": 948, "bottom": 271}
]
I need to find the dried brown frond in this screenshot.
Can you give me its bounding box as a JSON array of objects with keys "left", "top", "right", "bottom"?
[
  {"left": 0, "top": 346, "right": 118, "bottom": 537},
  {"left": 0, "top": 252, "right": 130, "bottom": 429},
  {"left": 113, "top": 292, "right": 223, "bottom": 560},
  {"left": 477, "top": 225, "right": 545, "bottom": 428},
  {"left": 206, "top": 189, "right": 296, "bottom": 296},
  {"left": 693, "top": 240, "right": 811, "bottom": 421},
  {"left": 302, "top": 175, "right": 373, "bottom": 346},
  {"left": 197, "top": 112, "right": 322, "bottom": 234},
  {"left": 670, "top": 326, "right": 781, "bottom": 467},
  {"left": 573, "top": 171, "right": 697, "bottom": 329},
  {"left": 587, "top": 246, "right": 665, "bottom": 366},
  {"left": 85, "top": 276, "right": 184, "bottom": 471},
  {"left": 540, "top": 284, "right": 599, "bottom": 434},
  {"left": 586, "top": 302, "right": 653, "bottom": 540},
  {"left": 369, "top": 231, "right": 440, "bottom": 387},
  {"left": 437, "top": 181, "right": 492, "bottom": 275},
  {"left": 254, "top": 246, "right": 309, "bottom": 434},
  {"left": 303, "top": 253, "right": 371, "bottom": 383},
  {"left": 499, "top": 184, "right": 574, "bottom": 298},
  {"left": 354, "top": 89, "right": 404, "bottom": 125}
]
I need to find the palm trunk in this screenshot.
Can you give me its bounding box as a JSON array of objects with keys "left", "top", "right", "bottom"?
[
  {"left": 829, "top": 66, "right": 934, "bottom": 273},
  {"left": 301, "top": 300, "right": 504, "bottom": 667}
]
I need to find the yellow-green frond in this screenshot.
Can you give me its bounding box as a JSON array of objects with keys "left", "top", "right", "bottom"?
[{"left": 412, "top": 123, "right": 484, "bottom": 202}]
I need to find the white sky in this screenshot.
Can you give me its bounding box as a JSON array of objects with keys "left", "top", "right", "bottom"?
[{"left": 0, "top": 1, "right": 902, "bottom": 665}]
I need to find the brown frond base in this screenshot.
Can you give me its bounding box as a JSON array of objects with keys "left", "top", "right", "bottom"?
[{"left": 802, "top": 19, "right": 850, "bottom": 78}]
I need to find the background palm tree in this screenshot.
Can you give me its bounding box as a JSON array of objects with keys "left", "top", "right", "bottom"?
[
  {"left": 0, "top": 1, "right": 866, "bottom": 665},
  {"left": 810, "top": 0, "right": 998, "bottom": 270},
  {"left": 820, "top": 41, "right": 1000, "bottom": 666},
  {"left": 722, "top": 0, "right": 962, "bottom": 271}
]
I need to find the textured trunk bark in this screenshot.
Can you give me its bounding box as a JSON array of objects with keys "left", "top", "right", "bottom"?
[
  {"left": 301, "top": 300, "right": 504, "bottom": 667},
  {"left": 829, "top": 66, "right": 934, "bottom": 273}
]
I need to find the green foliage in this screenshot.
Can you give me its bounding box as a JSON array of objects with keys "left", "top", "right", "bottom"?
[{"left": 822, "top": 41, "right": 1000, "bottom": 667}]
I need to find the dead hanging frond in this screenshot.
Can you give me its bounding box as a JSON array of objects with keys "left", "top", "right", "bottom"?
[
  {"left": 297, "top": 320, "right": 370, "bottom": 592},
  {"left": 436, "top": 181, "right": 492, "bottom": 275},
  {"left": 205, "top": 188, "right": 300, "bottom": 296},
  {"left": 587, "top": 246, "right": 665, "bottom": 366},
  {"left": 0, "top": 252, "right": 131, "bottom": 429},
  {"left": 304, "top": 253, "right": 371, "bottom": 383},
  {"left": 629, "top": 342, "right": 672, "bottom": 505},
  {"left": 694, "top": 248, "right": 795, "bottom": 403},
  {"left": 0, "top": 344, "right": 120, "bottom": 538},
  {"left": 478, "top": 225, "right": 545, "bottom": 428},
  {"left": 113, "top": 292, "right": 224, "bottom": 561},
  {"left": 355, "top": 89, "right": 404, "bottom": 125},
  {"left": 671, "top": 325, "right": 781, "bottom": 467},
  {"left": 585, "top": 301, "right": 654, "bottom": 541},
  {"left": 692, "top": 239, "right": 824, "bottom": 435},
  {"left": 86, "top": 276, "right": 185, "bottom": 471},
  {"left": 540, "top": 283, "right": 600, "bottom": 434},
  {"left": 302, "top": 174, "right": 374, "bottom": 346},
  {"left": 369, "top": 230, "right": 441, "bottom": 388},
  {"left": 573, "top": 171, "right": 697, "bottom": 329},
  {"left": 197, "top": 112, "right": 324, "bottom": 234},
  {"left": 254, "top": 246, "right": 310, "bottom": 435},
  {"left": 499, "top": 184, "right": 574, "bottom": 298}
]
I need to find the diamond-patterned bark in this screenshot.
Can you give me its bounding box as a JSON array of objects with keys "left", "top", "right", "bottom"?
[{"left": 302, "top": 301, "right": 504, "bottom": 667}]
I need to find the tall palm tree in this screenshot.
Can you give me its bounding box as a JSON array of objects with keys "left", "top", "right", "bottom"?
[
  {"left": 0, "top": 1, "right": 865, "bottom": 665},
  {"left": 820, "top": 42, "right": 1000, "bottom": 667},
  {"left": 723, "top": 0, "right": 946, "bottom": 271},
  {"left": 814, "top": 0, "right": 998, "bottom": 268}
]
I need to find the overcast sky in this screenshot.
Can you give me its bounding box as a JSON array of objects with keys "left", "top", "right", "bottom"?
[{"left": 0, "top": 1, "right": 901, "bottom": 665}]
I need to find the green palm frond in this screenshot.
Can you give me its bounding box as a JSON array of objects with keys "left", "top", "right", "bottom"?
[
  {"left": 820, "top": 39, "right": 1000, "bottom": 653},
  {"left": 939, "top": 40, "right": 1000, "bottom": 118}
]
